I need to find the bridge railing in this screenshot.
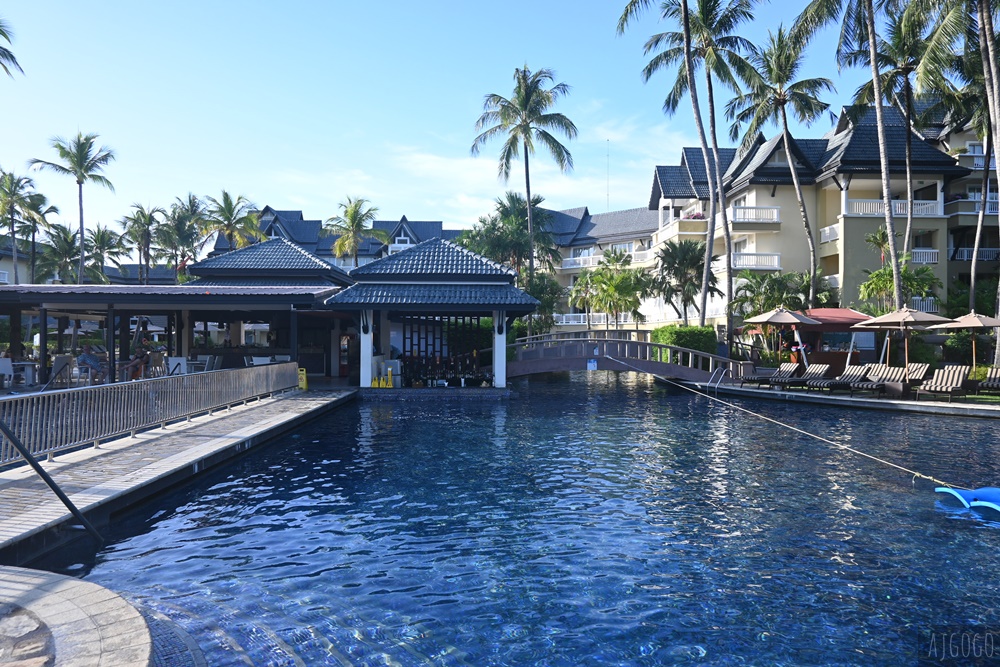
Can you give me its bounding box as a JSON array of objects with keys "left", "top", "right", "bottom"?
[
  {"left": 508, "top": 332, "right": 750, "bottom": 378},
  {"left": 0, "top": 362, "right": 300, "bottom": 468}
]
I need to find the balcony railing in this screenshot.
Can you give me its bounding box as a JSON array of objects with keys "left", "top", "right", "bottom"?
[
  {"left": 553, "top": 312, "right": 633, "bottom": 327},
  {"left": 729, "top": 206, "right": 781, "bottom": 223},
  {"left": 973, "top": 200, "right": 1000, "bottom": 214},
  {"left": 910, "top": 296, "right": 939, "bottom": 313},
  {"left": 953, "top": 247, "right": 1000, "bottom": 261},
  {"left": 820, "top": 225, "right": 840, "bottom": 243},
  {"left": 910, "top": 248, "right": 939, "bottom": 264},
  {"left": 631, "top": 249, "right": 655, "bottom": 264},
  {"left": 712, "top": 252, "right": 781, "bottom": 272},
  {"left": 826, "top": 275, "right": 841, "bottom": 288},
  {"left": 560, "top": 255, "right": 601, "bottom": 270},
  {"left": 846, "top": 199, "right": 942, "bottom": 216},
  {"left": 973, "top": 155, "right": 997, "bottom": 170}
]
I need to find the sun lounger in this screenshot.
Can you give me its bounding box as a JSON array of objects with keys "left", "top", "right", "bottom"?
[
  {"left": 770, "top": 364, "right": 830, "bottom": 389},
  {"left": 914, "top": 365, "right": 971, "bottom": 402},
  {"left": 977, "top": 366, "right": 1000, "bottom": 394},
  {"left": 849, "top": 365, "right": 908, "bottom": 397},
  {"left": 906, "top": 362, "right": 930, "bottom": 384},
  {"left": 806, "top": 363, "right": 872, "bottom": 392},
  {"left": 739, "top": 362, "right": 799, "bottom": 388}
]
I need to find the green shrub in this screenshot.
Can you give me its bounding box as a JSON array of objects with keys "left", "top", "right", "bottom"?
[{"left": 652, "top": 325, "right": 719, "bottom": 370}]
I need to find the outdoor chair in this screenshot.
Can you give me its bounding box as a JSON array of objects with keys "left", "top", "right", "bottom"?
[
  {"left": 849, "top": 365, "right": 907, "bottom": 397},
  {"left": 274, "top": 355, "right": 291, "bottom": 362},
  {"left": 48, "top": 355, "right": 76, "bottom": 389},
  {"left": 914, "top": 365, "right": 971, "bottom": 402},
  {"left": 806, "top": 363, "right": 872, "bottom": 392},
  {"left": 166, "top": 356, "right": 187, "bottom": 375},
  {"left": 739, "top": 362, "right": 799, "bottom": 388},
  {"left": 0, "top": 358, "right": 13, "bottom": 388},
  {"left": 251, "top": 356, "right": 272, "bottom": 366},
  {"left": 148, "top": 352, "right": 167, "bottom": 377},
  {"left": 769, "top": 364, "right": 830, "bottom": 389},
  {"left": 978, "top": 366, "right": 1000, "bottom": 394},
  {"left": 906, "top": 362, "right": 931, "bottom": 384},
  {"left": 205, "top": 355, "right": 221, "bottom": 371},
  {"left": 244, "top": 355, "right": 253, "bottom": 367}
]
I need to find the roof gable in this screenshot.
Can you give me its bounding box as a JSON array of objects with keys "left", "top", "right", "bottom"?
[
  {"left": 191, "top": 238, "right": 351, "bottom": 285},
  {"left": 349, "top": 238, "right": 514, "bottom": 282}
]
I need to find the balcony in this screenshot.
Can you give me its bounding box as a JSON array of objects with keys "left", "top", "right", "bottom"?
[
  {"left": 973, "top": 155, "right": 997, "bottom": 170},
  {"left": 729, "top": 206, "right": 781, "bottom": 223},
  {"left": 910, "top": 296, "right": 939, "bottom": 313},
  {"left": 712, "top": 252, "right": 781, "bottom": 272},
  {"left": 826, "top": 275, "right": 841, "bottom": 289},
  {"left": 560, "top": 255, "right": 601, "bottom": 270},
  {"left": 910, "top": 248, "right": 939, "bottom": 264},
  {"left": 553, "top": 312, "right": 633, "bottom": 327},
  {"left": 953, "top": 248, "right": 1000, "bottom": 261},
  {"left": 630, "top": 249, "right": 656, "bottom": 265},
  {"left": 845, "top": 199, "right": 942, "bottom": 216},
  {"left": 820, "top": 225, "right": 840, "bottom": 243}
]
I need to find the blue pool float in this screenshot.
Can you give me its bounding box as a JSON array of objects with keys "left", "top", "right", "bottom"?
[{"left": 935, "top": 487, "right": 1000, "bottom": 513}]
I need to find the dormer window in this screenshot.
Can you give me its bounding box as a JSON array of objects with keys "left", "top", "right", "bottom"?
[{"left": 395, "top": 236, "right": 410, "bottom": 245}]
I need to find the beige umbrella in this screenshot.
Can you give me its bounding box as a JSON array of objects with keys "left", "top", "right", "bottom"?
[
  {"left": 744, "top": 307, "right": 821, "bottom": 326},
  {"left": 853, "top": 307, "right": 954, "bottom": 379},
  {"left": 930, "top": 311, "right": 1000, "bottom": 373}
]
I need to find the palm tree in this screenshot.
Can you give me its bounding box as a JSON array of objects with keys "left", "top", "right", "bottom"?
[
  {"left": 0, "top": 169, "right": 37, "bottom": 284},
  {"left": 568, "top": 269, "right": 597, "bottom": 328},
  {"left": 657, "top": 239, "right": 719, "bottom": 326},
  {"left": 620, "top": 0, "right": 716, "bottom": 327},
  {"left": 591, "top": 250, "right": 652, "bottom": 330},
  {"left": 86, "top": 224, "right": 127, "bottom": 282},
  {"left": 36, "top": 224, "right": 80, "bottom": 284},
  {"left": 639, "top": 0, "right": 758, "bottom": 342},
  {"left": 0, "top": 17, "right": 22, "bottom": 78},
  {"left": 794, "top": 0, "right": 906, "bottom": 309},
  {"left": 322, "top": 196, "right": 388, "bottom": 268},
  {"left": 460, "top": 192, "right": 560, "bottom": 276},
  {"left": 471, "top": 65, "right": 578, "bottom": 298},
  {"left": 17, "top": 192, "right": 57, "bottom": 284},
  {"left": 864, "top": 225, "right": 900, "bottom": 267},
  {"left": 28, "top": 132, "right": 115, "bottom": 284},
  {"left": 120, "top": 204, "right": 165, "bottom": 285},
  {"left": 840, "top": 3, "right": 958, "bottom": 258},
  {"left": 202, "top": 191, "right": 263, "bottom": 252},
  {"left": 726, "top": 26, "right": 833, "bottom": 308},
  {"left": 158, "top": 194, "right": 207, "bottom": 281}
]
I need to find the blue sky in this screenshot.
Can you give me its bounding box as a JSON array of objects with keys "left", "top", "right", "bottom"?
[{"left": 1, "top": 1, "right": 868, "bottom": 249}]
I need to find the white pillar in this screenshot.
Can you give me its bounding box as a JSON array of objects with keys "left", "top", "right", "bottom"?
[
  {"left": 360, "top": 309, "right": 373, "bottom": 387},
  {"left": 937, "top": 179, "right": 944, "bottom": 215},
  {"left": 493, "top": 310, "right": 507, "bottom": 388}
]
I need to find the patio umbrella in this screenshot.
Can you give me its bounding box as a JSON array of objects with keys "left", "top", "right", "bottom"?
[
  {"left": 852, "top": 307, "right": 954, "bottom": 378},
  {"left": 744, "top": 307, "right": 821, "bottom": 326},
  {"left": 930, "top": 311, "right": 1000, "bottom": 373}
]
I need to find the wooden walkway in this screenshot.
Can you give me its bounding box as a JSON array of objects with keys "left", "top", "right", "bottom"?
[{"left": 0, "top": 389, "right": 357, "bottom": 566}]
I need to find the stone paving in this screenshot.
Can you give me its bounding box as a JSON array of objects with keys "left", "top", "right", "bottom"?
[{"left": 0, "top": 388, "right": 356, "bottom": 666}]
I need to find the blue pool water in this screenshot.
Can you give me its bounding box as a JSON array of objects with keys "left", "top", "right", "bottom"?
[{"left": 48, "top": 372, "right": 1000, "bottom": 665}]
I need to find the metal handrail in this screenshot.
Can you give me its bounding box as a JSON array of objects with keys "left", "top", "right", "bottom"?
[{"left": 0, "top": 362, "right": 300, "bottom": 468}]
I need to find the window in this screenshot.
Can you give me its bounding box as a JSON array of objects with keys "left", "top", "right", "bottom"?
[
  {"left": 395, "top": 236, "right": 410, "bottom": 245},
  {"left": 733, "top": 195, "right": 747, "bottom": 208},
  {"left": 968, "top": 183, "right": 999, "bottom": 201},
  {"left": 734, "top": 238, "right": 750, "bottom": 253},
  {"left": 572, "top": 247, "right": 594, "bottom": 258},
  {"left": 968, "top": 142, "right": 985, "bottom": 155},
  {"left": 610, "top": 242, "right": 633, "bottom": 254}
]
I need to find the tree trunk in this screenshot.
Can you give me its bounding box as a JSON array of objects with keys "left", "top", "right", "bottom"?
[
  {"left": 780, "top": 113, "right": 817, "bottom": 307},
  {"left": 976, "top": 0, "right": 1000, "bottom": 363},
  {"left": 902, "top": 77, "right": 914, "bottom": 258},
  {"left": 865, "top": 0, "right": 903, "bottom": 309},
  {"left": 77, "top": 180, "right": 85, "bottom": 284},
  {"left": 523, "top": 139, "right": 534, "bottom": 338},
  {"left": 970, "top": 131, "right": 992, "bottom": 312},
  {"left": 706, "top": 72, "right": 733, "bottom": 354}
]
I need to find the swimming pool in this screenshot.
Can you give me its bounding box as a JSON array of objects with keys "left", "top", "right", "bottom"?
[{"left": 46, "top": 372, "right": 1000, "bottom": 665}]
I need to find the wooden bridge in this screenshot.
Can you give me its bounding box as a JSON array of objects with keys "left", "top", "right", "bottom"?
[{"left": 506, "top": 332, "right": 751, "bottom": 382}]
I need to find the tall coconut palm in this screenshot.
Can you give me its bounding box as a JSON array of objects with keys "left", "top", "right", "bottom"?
[
  {"left": 120, "top": 204, "right": 165, "bottom": 285},
  {"left": 86, "top": 224, "right": 127, "bottom": 282},
  {"left": 591, "top": 250, "right": 651, "bottom": 330},
  {"left": 458, "top": 192, "right": 558, "bottom": 275},
  {"left": 0, "top": 17, "right": 22, "bottom": 78},
  {"left": 794, "top": 0, "right": 906, "bottom": 309},
  {"left": 17, "top": 192, "right": 57, "bottom": 284},
  {"left": 841, "top": 2, "right": 959, "bottom": 258},
  {"left": 322, "top": 197, "right": 388, "bottom": 268},
  {"left": 726, "top": 26, "right": 833, "bottom": 307},
  {"left": 202, "top": 191, "right": 263, "bottom": 252},
  {"left": 0, "top": 169, "right": 37, "bottom": 284},
  {"left": 639, "top": 0, "right": 758, "bottom": 343},
  {"left": 620, "top": 0, "right": 716, "bottom": 327},
  {"left": 471, "top": 65, "right": 578, "bottom": 300},
  {"left": 28, "top": 132, "right": 115, "bottom": 284}
]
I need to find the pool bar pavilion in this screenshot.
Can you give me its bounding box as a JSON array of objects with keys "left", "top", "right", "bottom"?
[{"left": 0, "top": 238, "right": 538, "bottom": 388}]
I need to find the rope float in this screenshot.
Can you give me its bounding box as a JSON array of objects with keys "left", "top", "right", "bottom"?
[{"left": 604, "top": 356, "right": 984, "bottom": 501}]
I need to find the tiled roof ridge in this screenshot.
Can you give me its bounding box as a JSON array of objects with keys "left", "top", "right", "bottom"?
[{"left": 439, "top": 238, "right": 512, "bottom": 275}]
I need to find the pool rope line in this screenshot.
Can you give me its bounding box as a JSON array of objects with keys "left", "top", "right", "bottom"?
[{"left": 604, "top": 356, "right": 969, "bottom": 491}]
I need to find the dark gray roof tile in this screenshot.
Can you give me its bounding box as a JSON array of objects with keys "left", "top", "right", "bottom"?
[
  {"left": 325, "top": 283, "right": 538, "bottom": 312},
  {"left": 349, "top": 238, "right": 514, "bottom": 281}
]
